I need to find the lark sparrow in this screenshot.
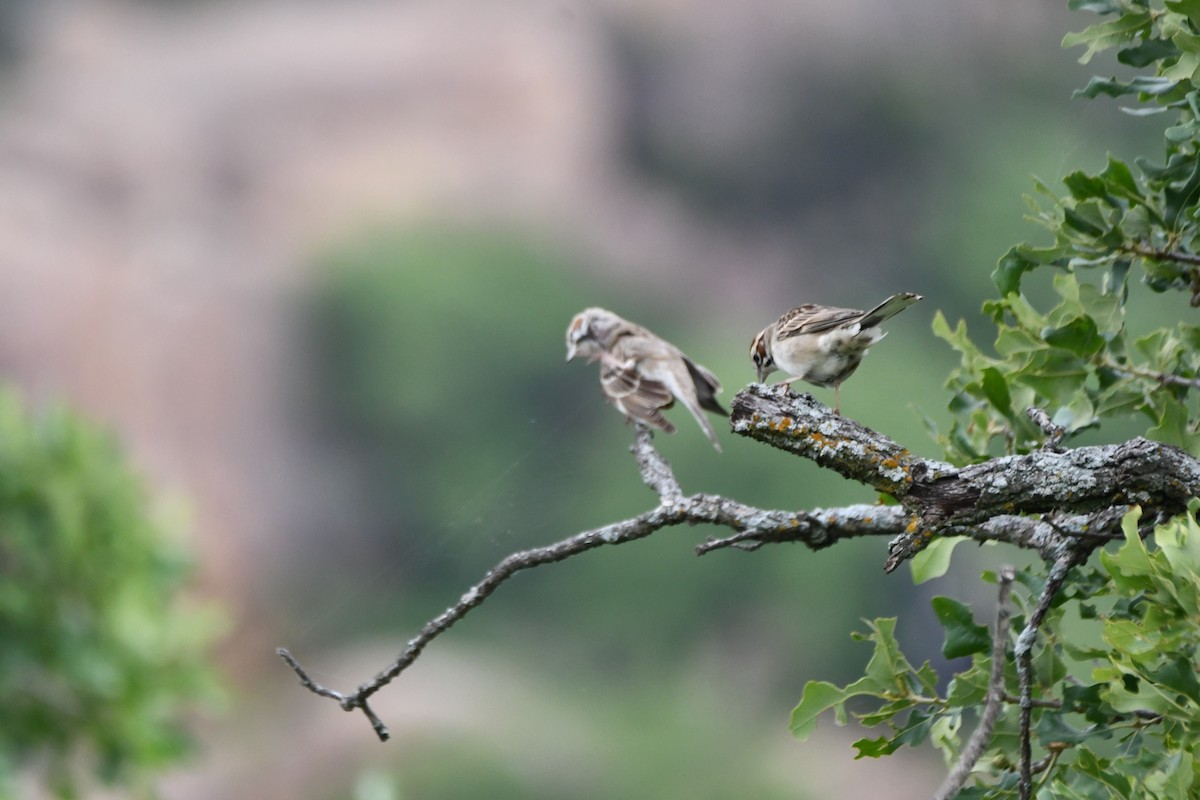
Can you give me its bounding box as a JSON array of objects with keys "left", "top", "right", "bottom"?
[
  {"left": 566, "top": 308, "right": 727, "bottom": 451},
  {"left": 749, "top": 292, "right": 923, "bottom": 414}
]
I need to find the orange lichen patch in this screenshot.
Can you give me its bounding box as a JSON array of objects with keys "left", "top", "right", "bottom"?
[
  {"left": 906, "top": 517, "right": 919, "bottom": 533},
  {"left": 863, "top": 517, "right": 873, "bottom": 524},
  {"left": 778, "top": 417, "right": 793, "bottom": 431},
  {"left": 810, "top": 432, "right": 826, "bottom": 444},
  {"left": 882, "top": 458, "right": 899, "bottom": 469}
]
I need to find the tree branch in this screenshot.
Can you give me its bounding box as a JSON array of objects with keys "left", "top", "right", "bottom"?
[
  {"left": 699, "top": 505, "right": 1131, "bottom": 563},
  {"left": 933, "top": 565, "right": 1016, "bottom": 800},
  {"left": 278, "top": 426, "right": 911, "bottom": 739},
  {"left": 280, "top": 385, "right": 1200, "bottom": 744},
  {"left": 731, "top": 384, "right": 1200, "bottom": 570},
  {"left": 694, "top": 504, "right": 910, "bottom": 554}
]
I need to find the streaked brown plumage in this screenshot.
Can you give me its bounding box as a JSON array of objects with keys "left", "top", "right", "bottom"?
[
  {"left": 749, "top": 292, "right": 923, "bottom": 414},
  {"left": 567, "top": 308, "right": 727, "bottom": 450}
]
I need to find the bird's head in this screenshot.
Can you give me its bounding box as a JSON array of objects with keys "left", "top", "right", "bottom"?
[
  {"left": 566, "top": 307, "right": 621, "bottom": 362},
  {"left": 750, "top": 329, "right": 774, "bottom": 383}
]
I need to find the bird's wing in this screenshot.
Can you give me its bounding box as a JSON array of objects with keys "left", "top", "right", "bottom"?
[
  {"left": 774, "top": 304, "right": 867, "bottom": 338},
  {"left": 600, "top": 356, "right": 677, "bottom": 433},
  {"left": 607, "top": 331, "right": 723, "bottom": 447}
]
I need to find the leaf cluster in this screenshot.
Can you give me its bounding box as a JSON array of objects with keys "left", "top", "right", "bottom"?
[
  {"left": 934, "top": 0, "right": 1200, "bottom": 462},
  {"left": 0, "top": 390, "right": 222, "bottom": 797},
  {"left": 795, "top": 506, "right": 1200, "bottom": 796}
]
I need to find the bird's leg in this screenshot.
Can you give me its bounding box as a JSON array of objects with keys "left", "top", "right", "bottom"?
[
  {"left": 771, "top": 375, "right": 806, "bottom": 397},
  {"left": 833, "top": 383, "right": 841, "bottom": 416}
]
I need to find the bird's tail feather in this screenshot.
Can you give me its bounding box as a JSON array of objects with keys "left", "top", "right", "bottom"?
[
  {"left": 676, "top": 397, "right": 722, "bottom": 452},
  {"left": 683, "top": 358, "right": 729, "bottom": 417},
  {"left": 860, "top": 292, "right": 923, "bottom": 328}
]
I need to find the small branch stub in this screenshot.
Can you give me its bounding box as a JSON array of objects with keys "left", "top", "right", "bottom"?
[{"left": 1025, "top": 407, "right": 1066, "bottom": 452}]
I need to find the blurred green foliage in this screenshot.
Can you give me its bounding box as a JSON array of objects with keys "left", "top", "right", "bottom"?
[{"left": 0, "top": 389, "right": 221, "bottom": 798}]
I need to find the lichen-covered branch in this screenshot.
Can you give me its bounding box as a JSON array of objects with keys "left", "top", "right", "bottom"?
[
  {"left": 731, "top": 384, "right": 1200, "bottom": 570},
  {"left": 694, "top": 503, "right": 909, "bottom": 554},
  {"left": 884, "top": 506, "right": 1133, "bottom": 570},
  {"left": 730, "top": 384, "right": 953, "bottom": 495}
]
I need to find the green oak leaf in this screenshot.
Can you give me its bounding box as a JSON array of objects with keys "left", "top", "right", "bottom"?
[{"left": 931, "top": 597, "right": 991, "bottom": 659}]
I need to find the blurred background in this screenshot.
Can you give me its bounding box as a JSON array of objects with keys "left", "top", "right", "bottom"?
[{"left": 0, "top": 0, "right": 1159, "bottom": 797}]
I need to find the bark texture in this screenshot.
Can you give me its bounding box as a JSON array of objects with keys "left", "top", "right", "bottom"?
[{"left": 730, "top": 384, "right": 1193, "bottom": 570}]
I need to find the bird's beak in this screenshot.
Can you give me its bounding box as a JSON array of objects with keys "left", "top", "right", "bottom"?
[
  {"left": 566, "top": 343, "right": 577, "bottom": 362},
  {"left": 756, "top": 364, "right": 769, "bottom": 384}
]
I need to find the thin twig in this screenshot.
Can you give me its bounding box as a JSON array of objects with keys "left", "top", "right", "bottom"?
[
  {"left": 1152, "top": 371, "right": 1200, "bottom": 389},
  {"left": 1003, "top": 693, "right": 1060, "bottom": 709},
  {"left": 933, "top": 565, "right": 1016, "bottom": 800},
  {"left": 1016, "top": 551, "right": 1082, "bottom": 800},
  {"left": 1098, "top": 356, "right": 1200, "bottom": 391},
  {"left": 276, "top": 647, "right": 347, "bottom": 703},
  {"left": 1031, "top": 749, "right": 1059, "bottom": 776},
  {"left": 631, "top": 424, "right": 682, "bottom": 502},
  {"left": 276, "top": 646, "right": 390, "bottom": 739},
  {"left": 280, "top": 509, "right": 685, "bottom": 737},
  {"left": 1125, "top": 240, "right": 1200, "bottom": 267}
]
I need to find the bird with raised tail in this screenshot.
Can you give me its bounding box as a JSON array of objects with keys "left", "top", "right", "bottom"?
[
  {"left": 566, "top": 308, "right": 727, "bottom": 451},
  {"left": 749, "top": 292, "right": 923, "bottom": 414}
]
